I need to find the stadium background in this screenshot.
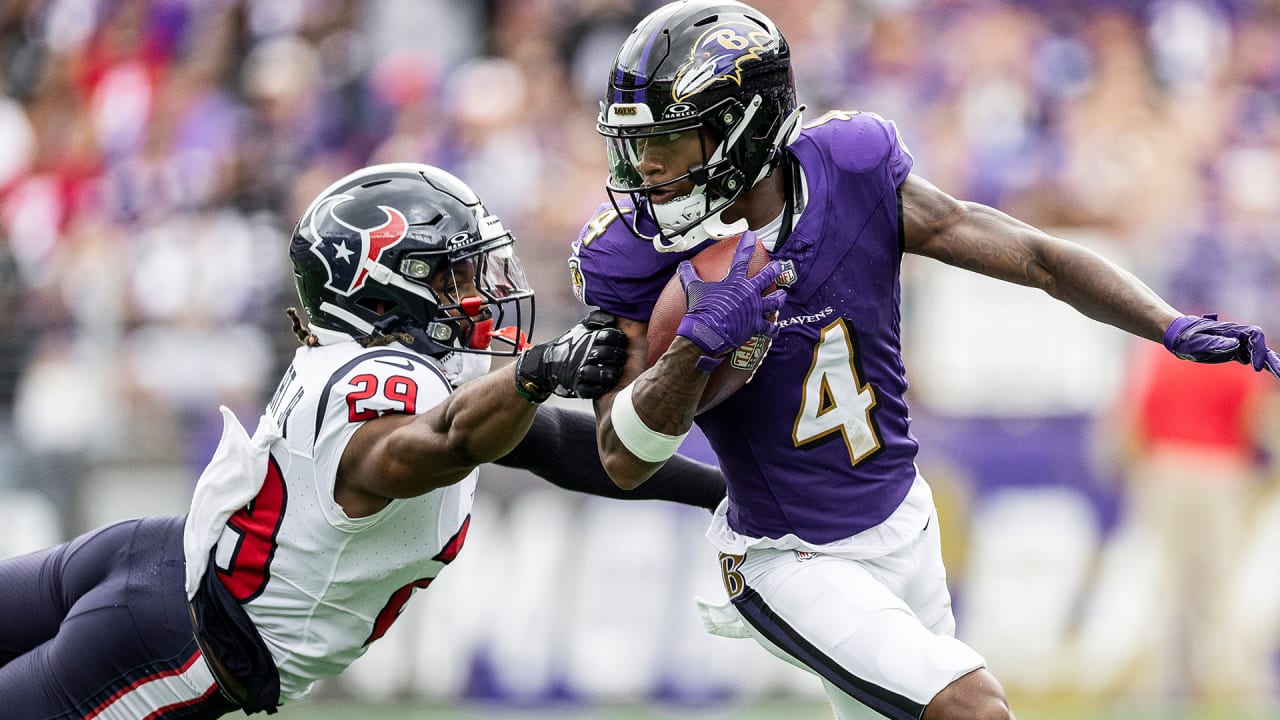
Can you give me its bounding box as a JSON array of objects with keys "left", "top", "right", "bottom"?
[{"left": 0, "top": 0, "right": 1279, "bottom": 717}]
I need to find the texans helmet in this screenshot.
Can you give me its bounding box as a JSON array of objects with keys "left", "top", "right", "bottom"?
[
  {"left": 597, "top": 0, "right": 802, "bottom": 252},
  {"left": 290, "top": 163, "right": 534, "bottom": 356}
]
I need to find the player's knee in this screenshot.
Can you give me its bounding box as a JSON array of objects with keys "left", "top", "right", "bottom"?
[
  {"left": 924, "top": 693, "right": 1013, "bottom": 720},
  {"left": 923, "top": 668, "right": 1014, "bottom": 720},
  {"left": 965, "top": 701, "right": 1013, "bottom": 720}
]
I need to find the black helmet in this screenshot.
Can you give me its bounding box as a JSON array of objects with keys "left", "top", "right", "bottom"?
[
  {"left": 290, "top": 163, "right": 534, "bottom": 356},
  {"left": 597, "top": 0, "right": 802, "bottom": 251}
]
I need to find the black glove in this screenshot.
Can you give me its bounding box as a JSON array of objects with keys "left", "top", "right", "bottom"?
[{"left": 514, "top": 312, "right": 628, "bottom": 403}]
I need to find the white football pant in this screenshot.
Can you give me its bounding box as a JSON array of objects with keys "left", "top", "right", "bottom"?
[{"left": 699, "top": 510, "right": 985, "bottom": 720}]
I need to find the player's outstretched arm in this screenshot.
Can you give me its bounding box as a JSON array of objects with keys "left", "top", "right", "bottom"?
[
  {"left": 336, "top": 321, "right": 627, "bottom": 516},
  {"left": 901, "top": 174, "right": 1280, "bottom": 376},
  {"left": 594, "top": 232, "right": 786, "bottom": 489},
  {"left": 494, "top": 404, "right": 726, "bottom": 510},
  {"left": 901, "top": 173, "right": 1178, "bottom": 342}
]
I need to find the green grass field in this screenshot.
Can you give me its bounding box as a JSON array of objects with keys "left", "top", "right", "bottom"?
[{"left": 272, "top": 699, "right": 1280, "bottom": 719}]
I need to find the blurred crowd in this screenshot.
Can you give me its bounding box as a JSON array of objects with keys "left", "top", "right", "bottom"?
[{"left": 1, "top": 0, "right": 1279, "bottom": 708}]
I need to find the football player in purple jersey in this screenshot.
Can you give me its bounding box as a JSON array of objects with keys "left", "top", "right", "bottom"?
[
  {"left": 570, "top": 2, "right": 1280, "bottom": 719},
  {"left": 0, "top": 163, "right": 724, "bottom": 718}
]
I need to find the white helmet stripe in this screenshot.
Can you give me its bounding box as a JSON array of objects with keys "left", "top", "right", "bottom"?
[{"left": 319, "top": 301, "right": 376, "bottom": 336}]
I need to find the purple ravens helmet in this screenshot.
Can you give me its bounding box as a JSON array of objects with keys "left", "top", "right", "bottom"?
[
  {"left": 290, "top": 163, "right": 535, "bottom": 356},
  {"left": 597, "top": 0, "right": 802, "bottom": 251}
]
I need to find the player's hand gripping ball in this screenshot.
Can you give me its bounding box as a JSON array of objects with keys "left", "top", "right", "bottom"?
[{"left": 646, "top": 231, "right": 786, "bottom": 413}]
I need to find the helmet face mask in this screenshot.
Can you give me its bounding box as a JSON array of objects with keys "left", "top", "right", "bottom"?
[
  {"left": 425, "top": 226, "right": 533, "bottom": 351},
  {"left": 290, "top": 163, "right": 534, "bottom": 357},
  {"left": 597, "top": 0, "right": 802, "bottom": 252}
]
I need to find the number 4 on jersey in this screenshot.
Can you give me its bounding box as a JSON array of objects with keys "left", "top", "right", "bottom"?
[{"left": 792, "top": 319, "right": 882, "bottom": 465}]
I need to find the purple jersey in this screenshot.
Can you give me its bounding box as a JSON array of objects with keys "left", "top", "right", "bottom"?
[{"left": 572, "top": 111, "right": 917, "bottom": 544}]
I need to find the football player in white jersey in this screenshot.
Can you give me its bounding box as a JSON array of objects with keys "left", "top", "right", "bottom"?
[{"left": 0, "top": 163, "right": 683, "bottom": 717}]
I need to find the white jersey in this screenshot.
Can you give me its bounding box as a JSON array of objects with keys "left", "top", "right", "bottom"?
[{"left": 185, "top": 340, "right": 476, "bottom": 702}]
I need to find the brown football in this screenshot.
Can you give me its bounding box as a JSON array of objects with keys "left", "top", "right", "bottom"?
[{"left": 645, "top": 234, "right": 774, "bottom": 414}]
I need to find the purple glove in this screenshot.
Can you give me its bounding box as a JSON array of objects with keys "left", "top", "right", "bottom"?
[
  {"left": 1164, "top": 313, "right": 1280, "bottom": 378},
  {"left": 676, "top": 231, "right": 787, "bottom": 371}
]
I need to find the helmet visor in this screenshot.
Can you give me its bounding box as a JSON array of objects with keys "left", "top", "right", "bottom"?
[
  {"left": 606, "top": 128, "right": 711, "bottom": 192},
  {"left": 598, "top": 106, "right": 703, "bottom": 192},
  {"left": 475, "top": 241, "right": 532, "bottom": 303}
]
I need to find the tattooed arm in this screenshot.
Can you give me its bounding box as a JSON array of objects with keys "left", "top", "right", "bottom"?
[{"left": 900, "top": 174, "right": 1178, "bottom": 343}]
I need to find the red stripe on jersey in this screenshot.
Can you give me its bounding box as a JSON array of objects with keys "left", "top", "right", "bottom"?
[{"left": 433, "top": 515, "right": 470, "bottom": 564}]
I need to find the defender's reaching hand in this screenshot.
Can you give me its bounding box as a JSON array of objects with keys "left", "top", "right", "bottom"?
[
  {"left": 515, "top": 315, "right": 629, "bottom": 402},
  {"left": 1164, "top": 314, "right": 1280, "bottom": 378}
]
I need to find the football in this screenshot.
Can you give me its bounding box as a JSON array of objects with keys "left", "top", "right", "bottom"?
[{"left": 645, "top": 234, "right": 774, "bottom": 414}]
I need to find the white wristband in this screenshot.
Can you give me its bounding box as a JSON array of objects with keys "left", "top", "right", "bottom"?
[{"left": 610, "top": 382, "right": 689, "bottom": 463}]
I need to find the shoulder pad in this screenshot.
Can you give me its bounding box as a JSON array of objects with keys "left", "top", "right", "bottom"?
[{"left": 799, "top": 110, "right": 914, "bottom": 178}]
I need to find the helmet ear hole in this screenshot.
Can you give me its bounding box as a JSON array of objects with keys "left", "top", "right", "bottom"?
[{"left": 356, "top": 296, "right": 396, "bottom": 316}]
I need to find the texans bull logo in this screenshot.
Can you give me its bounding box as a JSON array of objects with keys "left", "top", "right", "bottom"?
[
  {"left": 308, "top": 195, "right": 409, "bottom": 295},
  {"left": 672, "top": 21, "right": 776, "bottom": 102}
]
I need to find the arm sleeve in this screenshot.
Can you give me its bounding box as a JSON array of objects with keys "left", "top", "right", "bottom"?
[{"left": 494, "top": 404, "right": 725, "bottom": 511}]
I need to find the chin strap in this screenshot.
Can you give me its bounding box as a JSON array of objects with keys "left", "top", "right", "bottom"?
[{"left": 651, "top": 203, "right": 748, "bottom": 253}]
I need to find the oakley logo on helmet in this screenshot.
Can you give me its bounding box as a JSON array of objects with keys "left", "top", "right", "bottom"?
[
  {"left": 309, "top": 196, "right": 409, "bottom": 296},
  {"left": 663, "top": 102, "right": 697, "bottom": 119},
  {"left": 672, "top": 22, "right": 776, "bottom": 102}
]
